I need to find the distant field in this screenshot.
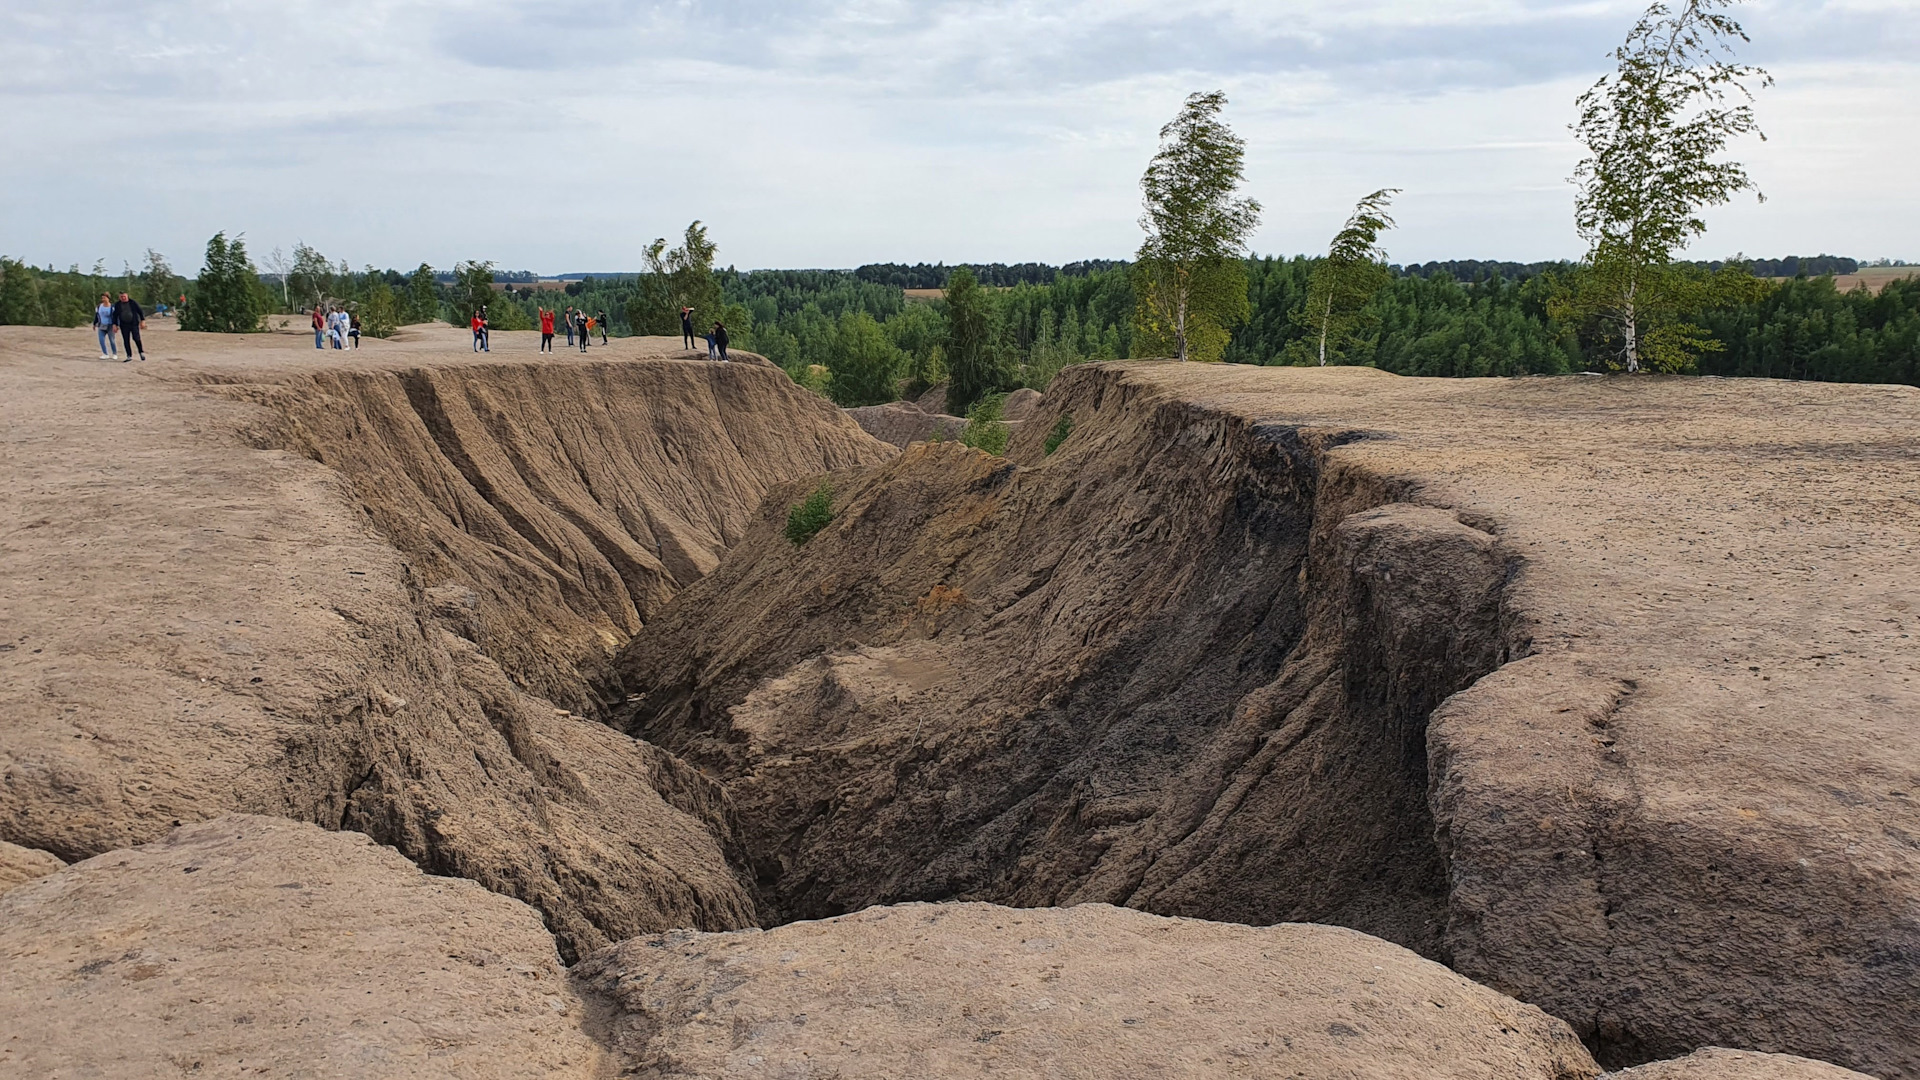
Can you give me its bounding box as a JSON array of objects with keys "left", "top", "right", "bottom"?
[{"left": 1775, "top": 266, "right": 1919, "bottom": 294}]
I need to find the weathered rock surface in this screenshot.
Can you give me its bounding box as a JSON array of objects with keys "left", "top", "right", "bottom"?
[
  {"left": 1001, "top": 386, "right": 1045, "bottom": 422},
  {"left": 575, "top": 901, "right": 1603, "bottom": 1080},
  {"left": 0, "top": 838, "right": 64, "bottom": 895},
  {"left": 617, "top": 361, "right": 1920, "bottom": 1077},
  {"left": 845, "top": 399, "right": 968, "bottom": 448},
  {"left": 1608, "top": 1048, "right": 1880, "bottom": 1079},
  {"left": 0, "top": 324, "right": 887, "bottom": 958},
  {"left": 0, "top": 814, "right": 607, "bottom": 1079}
]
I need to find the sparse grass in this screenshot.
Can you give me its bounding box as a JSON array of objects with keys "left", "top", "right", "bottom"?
[{"left": 785, "top": 481, "right": 834, "bottom": 546}]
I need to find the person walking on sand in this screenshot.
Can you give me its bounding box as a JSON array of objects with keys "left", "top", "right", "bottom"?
[
  {"left": 563, "top": 305, "right": 575, "bottom": 347},
  {"left": 311, "top": 306, "right": 325, "bottom": 349},
  {"left": 112, "top": 291, "right": 146, "bottom": 362},
  {"left": 94, "top": 294, "right": 118, "bottom": 359},
  {"left": 539, "top": 307, "right": 555, "bottom": 353},
  {"left": 714, "top": 320, "right": 730, "bottom": 362},
  {"left": 596, "top": 311, "right": 609, "bottom": 346},
  {"left": 680, "top": 306, "right": 696, "bottom": 350}
]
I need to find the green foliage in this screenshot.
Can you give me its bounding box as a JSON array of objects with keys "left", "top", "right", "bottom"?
[
  {"left": 140, "top": 249, "right": 179, "bottom": 309},
  {"left": 451, "top": 261, "right": 495, "bottom": 325},
  {"left": 632, "top": 222, "right": 723, "bottom": 337},
  {"left": 287, "top": 243, "right": 336, "bottom": 310},
  {"left": 0, "top": 258, "right": 47, "bottom": 326},
  {"left": 181, "top": 232, "right": 266, "bottom": 333},
  {"left": 1695, "top": 275, "right": 1920, "bottom": 383},
  {"left": 1550, "top": 259, "right": 1765, "bottom": 372},
  {"left": 1043, "top": 414, "right": 1074, "bottom": 455},
  {"left": 825, "top": 310, "right": 907, "bottom": 407},
  {"left": 1564, "top": 0, "right": 1770, "bottom": 372},
  {"left": 944, "top": 268, "right": 1003, "bottom": 415},
  {"left": 406, "top": 264, "right": 440, "bottom": 324},
  {"left": 961, "top": 393, "right": 1010, "bottom": 456},
  {"left": 1133, "top": 90, "right": 1261, "bottom": 361},
  {"left": 1291, "top": 190, "right": 1399, "bottom": 366},
  {"left": 1134, "top": 256, "right": 1247, "bottom": 362},
  {"left": 784, "top": 482, "right": 835, "bottom": 546}
]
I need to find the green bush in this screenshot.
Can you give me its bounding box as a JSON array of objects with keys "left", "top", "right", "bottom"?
[
  {"left": 1043, "top": 414, "right": 1073, "bottom": 455},
  {"left": 785, "top": 481, "right": 835, "bottom": 545},
  {"left": 962, "top": 393, "right": 1010, "bottom": 456},
  {"left": 181, "top": 232, "right": 267, "bottom": 333}
]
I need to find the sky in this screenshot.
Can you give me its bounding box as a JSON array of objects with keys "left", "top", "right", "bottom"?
[{"left": 2, "top": 0, "right": 1915, "bottom": 275}]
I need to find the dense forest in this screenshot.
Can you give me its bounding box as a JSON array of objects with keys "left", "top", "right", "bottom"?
[{"left": 3, "top": 250, "right": 1915, "bottom": 399}]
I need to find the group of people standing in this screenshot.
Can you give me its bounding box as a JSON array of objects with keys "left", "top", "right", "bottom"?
[
  {"left": 679, "top": 306, "right": 730, "bottom": 362},
  {"left": 537, "top": 306, "right": 609, "bottom": 354},
  {"left": 92, "top": 292, "right": 147, "bottom": 362},
  {"left": 311, "top": 306, "right": 360, "bottom": 350}
]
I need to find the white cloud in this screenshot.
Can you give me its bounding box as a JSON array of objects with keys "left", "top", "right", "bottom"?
[{"left": 0, "top": 0, "right": 1913, "bottom": 273}]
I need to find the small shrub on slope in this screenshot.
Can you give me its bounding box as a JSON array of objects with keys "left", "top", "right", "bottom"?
[
  {"left": 962, "top": 394, "right": 1010, "bottom": 456},
  {"left": 1043, "top": 414, "right": 1073, "bottom": 455},
  {"left": 785, "top": 482, "right": 834, "bottom": 546}
]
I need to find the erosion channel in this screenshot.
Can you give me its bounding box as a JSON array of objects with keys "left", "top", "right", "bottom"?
[{"left": 3, "top": 331, "right": 1914, "bottom": 1079}]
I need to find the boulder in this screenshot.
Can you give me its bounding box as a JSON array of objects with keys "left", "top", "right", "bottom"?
[
  {"left": 0, "top": 814, "right": 606, "bottom": 1079},
  {"left": 0, "top": 839, "right": 63, "bottom": 896},
  {"left": 845, "top": 400, "right": 969, "bottom": 448},
  {"left": 1001, "top": 386, "right": 1044, "bottom": 422},
  {"left": 576, "top": 901, "right": 1602, "bottom": 1080}
]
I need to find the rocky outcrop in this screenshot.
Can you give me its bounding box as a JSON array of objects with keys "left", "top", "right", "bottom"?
[
  {"left": 1607, "top": 1048, "right": 1879, "bottom": 1079},
  {"left": 1001, "top": 386, "right": 1044, "bottom": 422},
  {"left": 0, "top": 839, "right": 63, "bottom": 896},
  {"left": 575, "top": 901, "right": 1603, "bottom": 1080},
  {"left": 0, "top": 815, "right": 607, "bottom": 1079},
  {"left": 845, "top": 399, "right": 969, "bottom": 448}
]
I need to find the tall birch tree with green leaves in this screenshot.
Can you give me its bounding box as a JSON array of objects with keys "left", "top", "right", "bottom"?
[
  {"left": 1557, "top": 0, "right": 1769, "bottom": 373},
  {"left": 1291, "top": 189, "right": 1399, "bottom": 366},
  {"left": 1133, "top": 91, "right": 1260, "bottom": 362}
]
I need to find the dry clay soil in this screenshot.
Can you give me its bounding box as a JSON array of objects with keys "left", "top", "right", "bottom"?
[{"left": 0, "top": 320, "right": 1915, "bottom": 1078}]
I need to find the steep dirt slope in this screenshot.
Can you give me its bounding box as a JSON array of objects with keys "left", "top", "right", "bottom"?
[
  {"left": 0, "top": 815, "right": 607, "bottom": 1078},
  {"left": 1608, "top": 1049, "right": 1878, "bottom": 1079},
  {"left": 577, "top": 902, "right": 1602, "bottom": 1080},
  {"left": 616, "top": 361, "right": 1920, "bottom": 1077},
  {"left": 0, "top": 323, "right": 888, "bottom": 958}
]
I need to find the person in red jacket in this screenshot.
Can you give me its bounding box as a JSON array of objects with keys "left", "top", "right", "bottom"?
[
  {"left": 470, "top": 309, "right": 488, "bottom": 353},
  {"left": 538, "top": 307, "right": 556, "bottom": 352}
]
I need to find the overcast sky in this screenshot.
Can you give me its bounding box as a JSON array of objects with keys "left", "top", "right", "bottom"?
[{"left": 2, "top": 0, "right": 1914, "bottom": 275}]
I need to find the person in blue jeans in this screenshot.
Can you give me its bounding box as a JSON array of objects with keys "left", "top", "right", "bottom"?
[
  {"left": 94, "top": 294, "right": 118, "bottom": 359},
  {"left": 312, "top": 307, "right": 325, "bottom": 349}
]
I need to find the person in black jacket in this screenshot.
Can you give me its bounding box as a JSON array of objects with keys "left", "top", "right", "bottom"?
[
  {"left": 112, "top": 292, "right": 146, "bottom": 362},
  {"left": 680, "top": 306, "right": 696, "bottom": 350},
  {"left": 714, "top": 321, "right": 729, "bottom": 362},
  {"left": 596, "top": 311, "right": 609, "bottom": 345}
]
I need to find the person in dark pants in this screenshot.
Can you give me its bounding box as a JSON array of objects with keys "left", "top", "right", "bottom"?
[
  {"left": 680, "top": 306, "right": 696, "bottom": 350},
  {"left": 714, "top": 321, "right": 729, "bottom": 362},
  {"left": 348, "top": 313, "right": 362, "bottom": 349},
  {"left": 564, "top": 306, "right": 576, "bottom": 347},
  {"left": 539, "top": 307, "right": 555, "bottom": 352},
  {"left": 113, "top": 292, "right": 146, "bottom": 362},
  {"left": 575, "top": 311, "right": 589, "bottom": 353},
  {"left": 596, "top": 311, "right": 609, "bottom": 345}
]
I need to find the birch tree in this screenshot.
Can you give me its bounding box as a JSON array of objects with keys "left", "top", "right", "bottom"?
[
  {"left": 1293, "top": 189, "right": 1399, "bottom": 366},
  {"left": 1133, "top": 91, "right": 1260, "bottom": 362},
  {"left": 1560, "top": 0, "right": 1769, "bottom": 373}
]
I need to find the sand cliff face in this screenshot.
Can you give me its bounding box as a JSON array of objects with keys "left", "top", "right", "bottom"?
[{"left": 0, "top": 329, "right": 888, "bottom": 959}]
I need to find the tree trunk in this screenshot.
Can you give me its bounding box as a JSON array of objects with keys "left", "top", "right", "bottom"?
[
  {"left": 1318, "top": 292, "right": 1334, "bottom": 366},
  {"left": 1622, "top": 283, "right": 1640, "bottom": 373},
  {"left": 1174, "top": 275, "right": 1189, "bottom": 362}
]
